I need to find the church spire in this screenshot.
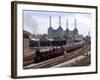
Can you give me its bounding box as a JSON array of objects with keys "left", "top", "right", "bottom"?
[{"left": 59, "top": 16, "right": 61, "bottom": 27}]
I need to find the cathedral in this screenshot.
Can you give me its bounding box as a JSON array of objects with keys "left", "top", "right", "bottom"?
[{"left": 48, "top": 16, "right": 81, "bottom": 40}]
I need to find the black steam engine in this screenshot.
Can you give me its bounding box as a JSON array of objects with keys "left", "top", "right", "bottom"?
[{"left": 34, "top": 41, "right": 85, "bottom": 63}]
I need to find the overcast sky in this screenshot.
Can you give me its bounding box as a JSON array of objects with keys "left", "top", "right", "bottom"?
[{"left": 23, "top": 10, "right": 92, "bottom": 37}]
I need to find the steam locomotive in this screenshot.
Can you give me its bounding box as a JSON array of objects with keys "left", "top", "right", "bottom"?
[{"left": 34, "top": 41, "right": 85, "bottom": 63}]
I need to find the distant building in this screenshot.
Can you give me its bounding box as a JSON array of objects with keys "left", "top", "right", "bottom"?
[
  {"left": 73, "top": 19, "right": 78, "bottom": 35},
  {"left": 63, "top": 19, "right": 72, "bottom": 39},
  {"left": 23, "top": 30, "right": 31, "bottom": 48},
  {"left": 48, "top": 16, "right": 63, "bottom": 38},
  {"left": 48, "top": 16, "right": 83, "bottom": 41},
  {"left": 74, "top": 35, "right": 83, "bottom": 41},
  {"left": 48, "top": 27, "right": 54, "bottom": 37}
]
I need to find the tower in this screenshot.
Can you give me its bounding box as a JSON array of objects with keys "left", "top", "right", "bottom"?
[
  {"left": 64, "top": 19, "right": 70, "bottom": 38},
  {"left": 66, "top": 19, "right": 69, "bottom": 30},
  {"left": 73, "top": 19, "right": 78, "bottom": 35},
  {"left": 48, "top": 16, "right": 53, "bottom": 36},
  {"left": 59, "top": 16, "right": 61, "bottom": 27},
  {"left": 57, "top": 16, "right": 63, "bottom": 30},
  {"left": 88, "top": 31, "right": 90, "bottom": 37},
  {"left": 49, "top": 16, "right": 52, "bottom": 27},
  {"left": 57, "top": 16, "right": 63, "bottom": 37}
]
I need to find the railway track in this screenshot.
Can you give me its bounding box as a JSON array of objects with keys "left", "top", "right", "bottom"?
[
  {"left": 72, "top": 55, "right": 91, "bottom": 66},
  {"left": 23, "top": 54, "right": 34, "bottom": 66},
  {"left": 23, "top": 43, "right": 90, "bottom": 66},
  {"left": 24, "top": 44, "right": 90, "bottom": 69},
  {"left": 52, "top": 52, "right": 90, "bottom": 67}
]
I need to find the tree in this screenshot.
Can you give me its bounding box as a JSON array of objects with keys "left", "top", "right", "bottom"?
[{"left": 40, "top": 34, "right": 48, "bottom": 41}]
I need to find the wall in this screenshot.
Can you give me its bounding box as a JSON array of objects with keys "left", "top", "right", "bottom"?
[{"left": 0, "top": 0, "right": 99, "bottom": 80}]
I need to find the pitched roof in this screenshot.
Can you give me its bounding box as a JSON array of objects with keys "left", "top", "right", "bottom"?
[{"left": 23, "top": 30, "right": 31, "bottom": 38}]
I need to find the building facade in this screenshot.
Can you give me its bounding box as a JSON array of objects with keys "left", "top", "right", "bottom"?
[
  {"left": 48, "top": 16, "right": 63, "bottom": 38},
  {"left": 48, "top": 16, "right": 83, "bottom": 41},
  {"left": 23, "top": 30, "right": 31, "bottom": 49}
]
